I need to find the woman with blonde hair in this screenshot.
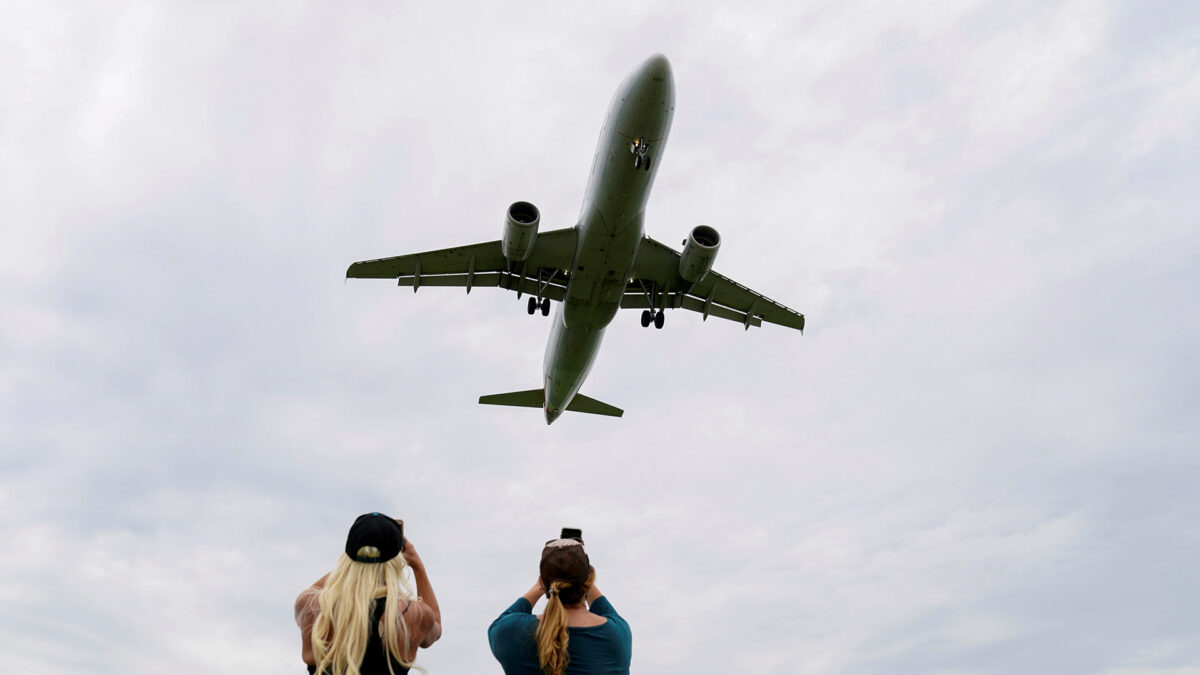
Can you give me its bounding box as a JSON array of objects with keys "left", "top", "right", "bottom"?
[
  {"left": 295, "top": 513, "right": 442, "bottom": 675},
  {"left": 488, "top": 537, "right": 631, "bottom": 674}
]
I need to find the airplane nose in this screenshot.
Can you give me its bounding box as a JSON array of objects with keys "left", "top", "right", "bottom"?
[{"left": 642, "top": 53, "right": 672, "bottom": 83}]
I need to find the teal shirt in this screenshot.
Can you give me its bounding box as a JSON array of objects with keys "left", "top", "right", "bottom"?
[{"left": 488, "top": 596, "right": 632, "bottom": 674}]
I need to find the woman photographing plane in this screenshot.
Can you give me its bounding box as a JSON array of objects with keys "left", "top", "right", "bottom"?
[
  {"left": 294, "top": 513, "right": 442, "bottom": 674},
  {"left": 488, "top": 534, "right": 631, "bottom": 674}
]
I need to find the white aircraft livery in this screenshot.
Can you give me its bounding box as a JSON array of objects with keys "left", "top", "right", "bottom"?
[{"left": 347, "top": 54, "right": 805, "bottom": 424}]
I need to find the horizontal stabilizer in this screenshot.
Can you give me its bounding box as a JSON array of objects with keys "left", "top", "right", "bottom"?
[
  {"left": 565, "top": 393, "right": 624, "bottom": 418},
  {"left": 478, "top": 389, "right": 624, "bottom": 418},
  {"left": 479, "top": 389, "right": 544, "bottom": 409}
]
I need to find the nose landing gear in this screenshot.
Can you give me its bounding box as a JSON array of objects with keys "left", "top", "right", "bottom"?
[{"left": 630, "top": 137, "right": 651, "bottom": 171}]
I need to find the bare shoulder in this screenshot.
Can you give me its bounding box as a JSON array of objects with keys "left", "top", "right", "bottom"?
[
  {"left": 294, "top": 586, "right": 321, "bottom": 624},
  {"left": 399, "top": 598, "right": 442, "bottom": 647},
  {"left": 399, "top": 597, "right": 436, "bottom": 627}
]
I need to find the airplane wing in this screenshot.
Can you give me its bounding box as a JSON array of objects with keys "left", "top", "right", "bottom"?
[
  {"left": 624, "top": 236, "right": 805, "bottom": 331},
  {"left": 346, "top": 228, "right": 578, "bottom": 300}
]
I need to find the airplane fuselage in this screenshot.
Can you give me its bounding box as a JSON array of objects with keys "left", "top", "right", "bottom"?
[{"left": 543, "top": 55, "right": 675, "bottom": 423}]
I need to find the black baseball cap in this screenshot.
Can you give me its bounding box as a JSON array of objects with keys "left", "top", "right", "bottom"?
[{"left": 345, "top": 513, "right": 405, "bottom": 563}]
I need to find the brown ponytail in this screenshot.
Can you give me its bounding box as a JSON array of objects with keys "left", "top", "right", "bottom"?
[{"left": 535, "top": 568, "right": 596, "bottom": 675}]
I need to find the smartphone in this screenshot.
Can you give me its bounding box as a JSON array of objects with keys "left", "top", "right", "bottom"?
[
  {"left": 395, "top": 518, "right": 405, "bottom": 551},
  {"left": 561, "top": 527, "right": 582, "bottom": 542}
]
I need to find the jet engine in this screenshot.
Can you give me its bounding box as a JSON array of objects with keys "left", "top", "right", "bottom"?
[
  {"left": 503, "top": 201, "right": 540, "bottom": 262},
  {"left": 678, "top": 224, "right": 721, "bottom": 283}
]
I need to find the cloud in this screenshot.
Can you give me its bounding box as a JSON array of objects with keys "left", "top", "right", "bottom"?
[{"left": 1, "top": 1, "right": 1197, "bottom": 673}]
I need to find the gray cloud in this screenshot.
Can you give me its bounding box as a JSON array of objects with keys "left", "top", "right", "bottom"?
[{"left": 2, "top": 1, "right": 1197, "bottom": 673}]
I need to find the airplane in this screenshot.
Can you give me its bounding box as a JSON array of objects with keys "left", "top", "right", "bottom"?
[{"left": 346, "top": 54, "right": 805, "bottom": 424}]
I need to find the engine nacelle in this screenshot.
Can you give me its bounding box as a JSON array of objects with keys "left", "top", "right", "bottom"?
[
  {"left": 503, "top": 201, "right": 540, "bottom": 262},
  {"left": 678, "top": 225, "right": 721, "bottom": 284}
]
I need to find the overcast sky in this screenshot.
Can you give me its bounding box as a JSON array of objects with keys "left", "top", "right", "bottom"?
[{"left": 2, "top": 2, "right": 1198, "bottom": 673}]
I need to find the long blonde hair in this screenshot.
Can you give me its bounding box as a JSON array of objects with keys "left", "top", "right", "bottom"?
[
  {"left": 312, "top": 552, "right": 418, "bottom": 675},
  {"left": 535, "top": 567, "right": 596, "bottom": 675}
]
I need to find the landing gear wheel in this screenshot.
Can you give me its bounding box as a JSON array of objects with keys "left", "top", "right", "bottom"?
[
  {"left": 654, "top": 311, "right": 665, "bottom": 329},
  {"left": 540, "top": 298, "right": 550, "bottom": 316},
  {"left": 634, "top": 155, "right": 643, "bottom": 170},
  {"left": 644, "top": 156, "right": 652, "bottom": 171},
  {"left": 640, "top": 309, "right": 652, "bottom": 327},
  {"left": 527, "top": 297, "right": 538, "bottom": 315}
]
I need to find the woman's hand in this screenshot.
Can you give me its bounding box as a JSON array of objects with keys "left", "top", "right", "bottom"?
[
  {"left": 521, "top": 577, "right": 545, "bottom": 606},
  {"left": 402, "top": 538, "right": 424, "bottom": 571}
]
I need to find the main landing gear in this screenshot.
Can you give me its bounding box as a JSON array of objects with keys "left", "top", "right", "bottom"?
[
  {"left": 640, "top": 309, "right": 665, "bottom": 329},
  {"left": 637, "top": 279, "right": 666, "bottom": 329},
  {"left": 630, "top": 137, "right": 651, "bottom": 171},
  {"left": 527, "top": 297, "right": 550, "bottom": 316},
  {"left": 526, "top": 269, "right": 553, "bottom": 316}
]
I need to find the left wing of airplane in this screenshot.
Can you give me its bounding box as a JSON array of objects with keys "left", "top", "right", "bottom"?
[
  {"left": 625, "top": 235, "right": 805, "bottom": 331},
  {"left": 346, "top": 228, "right": 578, "bottom": 300}
]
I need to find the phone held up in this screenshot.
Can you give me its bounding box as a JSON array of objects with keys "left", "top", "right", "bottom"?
[{"left": 561, "top": 527, "right": 583, "bottom": 543}]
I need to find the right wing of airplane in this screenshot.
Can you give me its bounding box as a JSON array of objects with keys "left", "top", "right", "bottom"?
[
  {"left": 625, "top": 235, "right": 805, "bottom": 331},
  {"left": 346, "top": 228, "right": 578, "bottom": 300}
]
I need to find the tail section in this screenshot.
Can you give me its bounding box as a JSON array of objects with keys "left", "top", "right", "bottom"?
[{"left": 479, "top": 388, "right": 623, "bottom": 422}]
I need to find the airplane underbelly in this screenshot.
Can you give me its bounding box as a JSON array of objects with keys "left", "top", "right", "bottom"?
[
  {"left": 543, "top": 310, "right": 606, "bottom": 411},
  {"left": 563, "top": 278, "right": 621, "bottom": 328},
  {"left": 563, "top": 218, "right": 640, "bottom": 329}
]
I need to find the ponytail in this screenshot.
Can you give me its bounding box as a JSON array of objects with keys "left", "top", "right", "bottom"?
[
  {"left": 535, "top": 568, "right": 596, "bottom": 675},
  {"left": 536, "top": 581, "right": 571, "bottom": 675}
]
